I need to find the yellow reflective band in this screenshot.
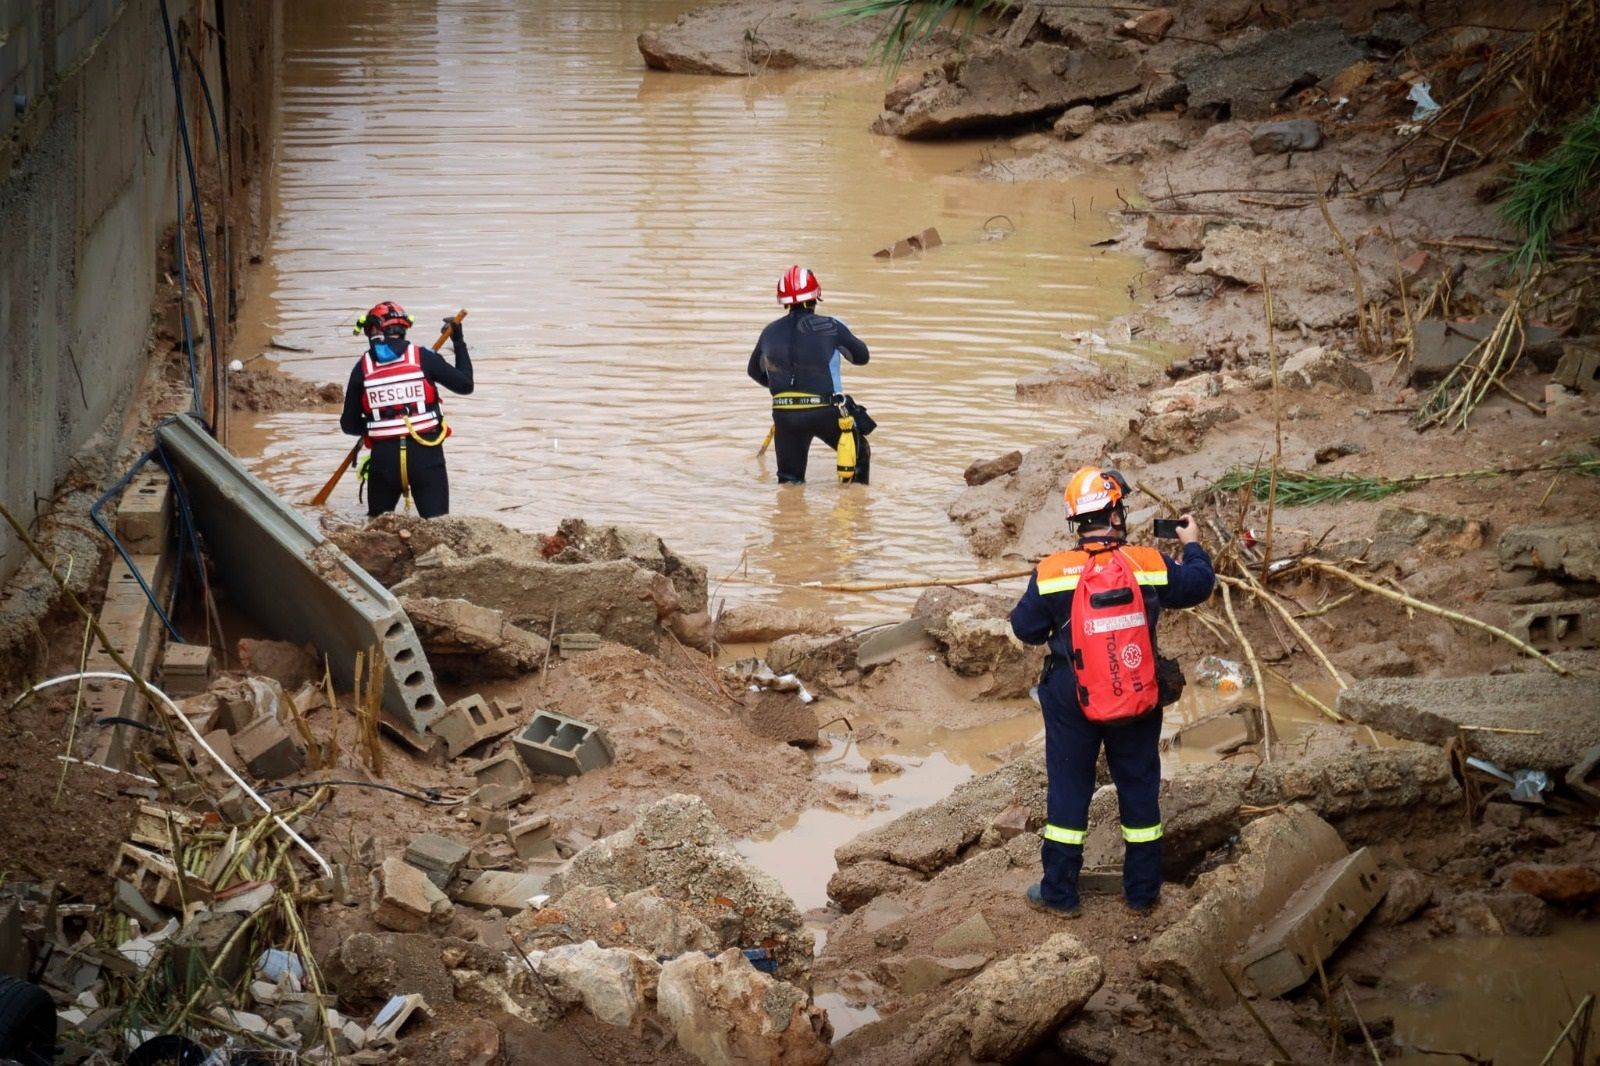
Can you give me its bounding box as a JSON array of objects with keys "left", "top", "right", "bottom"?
[
  {"left": 1121, "top": 823, "right": 1163, "bottom": 844},
  {"left": 1043, "top": 824, "right": 1086, "bottom": 845},
  {"left": 1038, "top": 576, "right": 1079, "bottom": 594},
  {"left": 1134, "top": 570, "right": 1169, "bottom": 586}
]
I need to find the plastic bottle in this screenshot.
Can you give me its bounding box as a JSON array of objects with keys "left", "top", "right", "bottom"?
[{"left": 1193, "top": 655, "right": 1251, "bottom": 694}]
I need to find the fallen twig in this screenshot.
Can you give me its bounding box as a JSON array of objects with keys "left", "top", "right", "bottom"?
[
  {"left": 1220, "top": 583, "right": 1272, "bottom": 763},
  {"left": 802, "top": 568, "right": 1033, "bottom": 593}
]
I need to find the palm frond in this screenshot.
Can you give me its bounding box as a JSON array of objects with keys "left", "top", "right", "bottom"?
[{"left": 1500, "top": 98, "right": 1600, "bottom": 274}]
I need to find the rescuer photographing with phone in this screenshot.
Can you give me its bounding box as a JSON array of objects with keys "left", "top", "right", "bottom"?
[{"left": 1009, "top": 467, "right": 1214, "bottom": 918}]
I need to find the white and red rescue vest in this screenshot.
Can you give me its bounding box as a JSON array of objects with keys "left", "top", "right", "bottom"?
[{"left": 359, "top": 344, "right": 446, "bottom": 443}]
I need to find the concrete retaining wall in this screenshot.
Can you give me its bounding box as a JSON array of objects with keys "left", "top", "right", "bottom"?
[{"left": 0, "top": 0, "right": 278, "bottom": 585}]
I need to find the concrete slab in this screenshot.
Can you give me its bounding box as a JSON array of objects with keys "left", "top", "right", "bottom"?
[
  {"left": 1498, "top": 523, "right": 1600, "bottom": 583},
  {"left": 404, "top": 834, "right": 470, "bottom": 890},
  {"left": 453, "top": 869, "right": 556, "bottom": 912},
  {"left": 85, "top": 550, "right": 173, "bottom": 768},
  {"left": 1337, "top": 674, "right": 1600, "bottom": 773},
  {"left": 857, "top": 618, "right": 935, "bottom": 668},
  {"left": 1235, "top": 847, "right": 1386, "bottom": 998},
  {"left": 156, "top": 414, "right": 444, "bottom": 741}
]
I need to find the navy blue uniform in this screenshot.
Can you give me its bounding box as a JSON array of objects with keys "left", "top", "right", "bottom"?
[
  {"left": 1010, "top": 539, "right": 1214, "bottom": 909},
  {"left": 748, "top": 307, "right": 868, "bottom": 484}
]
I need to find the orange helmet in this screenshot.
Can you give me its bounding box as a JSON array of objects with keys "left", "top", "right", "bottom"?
[
  {"left": 355, "top": 300, "right": 414, "bottom": 336},
  {"left": 1063, "top": 467, "right": 1130, "bottom": 518}
]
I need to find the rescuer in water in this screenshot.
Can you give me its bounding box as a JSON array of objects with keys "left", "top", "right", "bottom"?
[
  {"left": 1010, "top": 468, "right": 1214, "bottom": 918},
  {"left": 339, "top": 301, "right": 473, "bottom": 518},
  {"left": 747, "top": 266, "right": 872, "bottom": 485}
]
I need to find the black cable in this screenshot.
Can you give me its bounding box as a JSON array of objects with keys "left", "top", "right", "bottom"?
[
  {"left": 87, "top": 449, "right": 184, "bottom": 642},
  {"left": 185, "top": 46, "right": 232, "bottom": 327},
  {"left": 95, "top": 715, "right": 163, "bottom": 735},
  {"left": 157, "top": 0, "right": 220, "bottom": 428},
  {"left": 256, "top": 779, "right": 465, "bottom": 806}
]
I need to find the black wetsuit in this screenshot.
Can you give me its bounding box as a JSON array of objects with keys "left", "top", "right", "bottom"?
[
  {"left": 340, "top": 334, "right": 474, "bottom": 518},
  {"left": 747, "top": 306, "right": 869, "bottom": 484}
]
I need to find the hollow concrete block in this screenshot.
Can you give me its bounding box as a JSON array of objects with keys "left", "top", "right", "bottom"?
[
  {"left": 1235, "top": 846, "right": 1386, "bottom": 998},
  {"left": 513, "top": 710, "right": 614, "bottom": 778},
  {"left": 432, "top": 693, "right": 521, "bottom": 759}
]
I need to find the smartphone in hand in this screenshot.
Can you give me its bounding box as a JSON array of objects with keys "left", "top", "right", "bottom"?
[{"left": 1152, "top": 517, "right": 1185, "bottom": 540}]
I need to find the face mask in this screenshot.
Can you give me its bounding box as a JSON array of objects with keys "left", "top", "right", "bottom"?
[{"left": 369, "top": 336, "right": 402, "bottom": 363}]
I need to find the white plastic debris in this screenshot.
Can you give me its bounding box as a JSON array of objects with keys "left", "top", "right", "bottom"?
[{"left": 1407, "top": 81, "right": 1439, "bottom": 120}]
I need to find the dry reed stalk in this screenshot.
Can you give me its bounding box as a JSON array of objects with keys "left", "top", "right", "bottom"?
[
  {"left": 1262, "top": 268, "right": 1283, "bottom": 577},
  {"left": 321, "top": 659, "right": 342, "bottom": 768},
  {"left": 804, "top": 568, "right": 1035, "bottom": 593},
  {"left": 1318, "top": 195, "right": 1373, "bottom": 354},
  {"left": 1304, "top": 560, "right": 1572, "bottom": 676},
  {"left": 355, "top": 646, "right": 384, "bottom": 777},
  {"left": 1220, "top": 582, "right": 1272, "bottom": 763},
  {"left": 54, "top": 614, "right": 97, "bottom": 809}
]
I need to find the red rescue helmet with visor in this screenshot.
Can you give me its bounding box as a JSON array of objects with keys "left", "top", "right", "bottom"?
[
  {"left": 776, "top": 266, "right": 822, "bottom": 307},
  {"left": 355, "top": 301, "right": 414, "bottom": 337}
]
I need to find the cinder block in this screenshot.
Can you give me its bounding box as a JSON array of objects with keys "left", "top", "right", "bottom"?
[
  {"left": 206, "top": 688, "right": 258, "bottom": 735},
  {"left": 557, "top": 632, "right": 602, "bottom": 657},
  {"left": 431, "top": 694, "right": 520, "bottom": 759},
  {"left": 466, "top": 750, "right": 529, "bottom": 792},
  {"left": 403, "top": 834, "right": 470, "bottom": 890},
  {"left": 513, "top": 711, "right": 614, "bottom": 778},
  {"left": 1510, "top": 599, "right": 1600, "bottom": 651},
  {"left": 232, "top": 714, "right": 307, "bottom": 781},
  {"left": 161, "top": 643, "right": 215, "bottom": 696},
  {"left": 1552, "top": 344, "right": 1600, "bottom": 394},
  {"left": 116, "top": 470, "right": 170, "bottom": 552},
  {"left": 1234, "top": 847, "right": 1387, "bottom": 998},
  {"left": 506, "top": 814, "right": 557, "bottom": 860},
  {"left": 470, "top": 782, "right": 531, "bottom": 810}
]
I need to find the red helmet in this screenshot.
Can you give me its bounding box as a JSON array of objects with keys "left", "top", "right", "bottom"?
[
  {"left": 776, "top": 266, "right": 822, "bottom": 306},
  {"left": 356, "top": 300, "right": 414, "bottom": 336}
]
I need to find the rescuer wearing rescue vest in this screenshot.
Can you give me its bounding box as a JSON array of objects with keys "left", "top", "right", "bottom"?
[
  {"left": 1010, "top": 467, "right": 1214, "bottom": 917},
  {"left": 747, "top": 266, "right": 872, "bottom": 485},
  {"left": 339, "top": 301, "right": 474, "bottom": 518}
]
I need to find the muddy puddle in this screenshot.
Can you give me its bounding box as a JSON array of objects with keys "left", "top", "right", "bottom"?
[
  {"left": 230, "top": 0, "right": 1162, "bottom": 629},
  {"left": 1367, "top": 920, "right": 1600, "bottom": 1064}
]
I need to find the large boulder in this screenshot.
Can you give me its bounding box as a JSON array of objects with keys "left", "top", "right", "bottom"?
[
  {"left": 657, "top": 949, "right": 831, "bottom": 1066},
  {"left": 904, "top": 934, "right": 1103, "bottom": 1064},
  {"left": 547, "top": 795, "right": 813, "bottom": 979},
  {"left": 874, "top": 42, "right": 1142, "bottom": 139},
  {"left": 537, "top": 940, "right": 659, "bottom": 1027},
  {"left": 926, "top": 605, "right": 1043, "bottom": 699}
]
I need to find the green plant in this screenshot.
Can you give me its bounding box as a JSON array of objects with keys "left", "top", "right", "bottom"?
[
  {"left": 832, "top": 0, "right": 1006, "bottom": 69},
  {"left": 1500, "top": 98, "right": 1600, "bottom": 273}
]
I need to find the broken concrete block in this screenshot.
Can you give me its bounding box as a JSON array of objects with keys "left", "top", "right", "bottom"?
[
  {"left": 1280, "top": 346, "right": 1372, "bottom": 393},
  {"left": 1566, "top": 745, "right": 1600, "bottom": 808},
  {"left": 372, "top": 857, "right": 452, "bottom": 932},
  {"left": 1143, "top": 213, "right": 1212, "bottom": 252},
  {"left": 471, "top": 781, "right": 532, "bottom": 810},
  {"left": 1552, "top": 343, "right": 1600, "bottom": 394},
  {"left": 466, "top": 749, "right": 530, "bottom": 792},
  {"left": 403, "top": 596, "right": 551, "bottom": 681},
  {"left": 232, "top": 713, "right": 307, "bottom": 781},
  {"left": 507, "top": 814, "right": 557, "bottom": 860},
  {"left": 557, "top": 631, "right": 602, "bottom": 656},
  {"left": 1337, "top": 674, "right": 1600, "bottom": 774},
  {"left": 431, "top": 694, "right": 520, "bottom": 759},
  {"left": 130, "top": 803, "right": 203, "bottom": 850},
  {"left": 931, "top": 912, "right": 998, "bottom": 956},
  {"left": 167, "top": 910, "right": 250, "bottom": 987},
  {"left": 877, "top": 952, "right": 991, "bottom": 995},
  {"left": 403, "top": 834, "right": 471, "bottom": 890},
  {"left": 1410, "top": 318, "right": 1564, "bottom": 384},
  {"left": 206, "top": 685, "right": 259, "bottom": 736},
  {"left": 453, "top": 869, "right": 555, "bottom": 912},
  {"left": 1249, "top": 118, "right": 1322, "bottom": 155},
  {"left": 117, "top": 471, "right": 171, "bottom": 552},
  {"left": 1142, "top": 806, "right": 1350, "bottom": 1006},
  {"left": 1508, "top": 599, "right": 1600, "bottom": 651},
  {"left": 1498, "top": 522, "right": 1600, "bottom": 582},
  {"left": 1234, "top": 847, "right": 1385, "bottom": 998},
  {"left": 514, "top": 710, "right": 614, "bottom": 778},
  {"left": 658, "top": 948, "right": 829, "bottom": 1061},
  {"left": 238, "top": 639, "right": 319, "bottom": 690},
  {"left": 365, "top": 993, "right": 432, "bottom": 1049},
  {"left": 111, "top": 844, "right": 210, "bottom": 911},
  {"left": 112, "top": 879, "right": 168, "bottom": 931},
  {"left": 160, "top": 643, "right": 215, "bottom": 697}
]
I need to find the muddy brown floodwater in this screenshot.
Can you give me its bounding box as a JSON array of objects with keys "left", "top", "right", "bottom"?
[{"left": 231, "top": 0, "right": 1161, "bottom": 626}]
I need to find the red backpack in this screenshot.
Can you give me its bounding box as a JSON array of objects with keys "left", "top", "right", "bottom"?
[{"left": 1071, "top": 548, "right": 1158, "bottom": 724}]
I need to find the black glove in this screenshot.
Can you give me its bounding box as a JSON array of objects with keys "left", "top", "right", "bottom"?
[{"left": 443, "top": 317, "right": 464, "bottom": 343}]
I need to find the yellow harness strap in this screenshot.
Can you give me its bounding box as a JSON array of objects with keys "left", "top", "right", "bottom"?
[
  {"left": 402, "top": 414, "right": 449, "bottom": 447},
  {"left": 399, "top": 440, "right": 412, "bottom": 512}
]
